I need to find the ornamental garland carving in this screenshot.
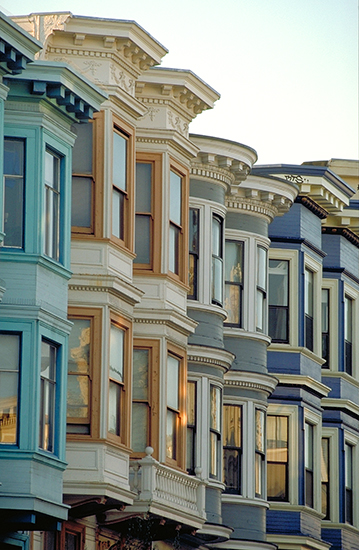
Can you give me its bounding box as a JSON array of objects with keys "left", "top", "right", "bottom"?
[
  {"left": 110, "top": 64, "right": 135, "bottom": 95},
  {"left": 168, "top": 111, "right": 189, "bottom": 136}
]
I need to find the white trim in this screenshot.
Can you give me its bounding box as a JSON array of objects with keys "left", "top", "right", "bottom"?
[
  {"left": 303, "top": 407, "right": 321, "bottom": 513},
  {"left": 344, "top": 429, "right": 359, "bottom": 528},
  {"left": 321, "top": 278, "right": 339, "bottom": 372},
  {"left": 343, "top": 282, "right": 359, "bottom": 380},
  {"left": 304, "top": 253, "right": 322, "bottom": 357},
  {"left": 321, "top": 427, "right": 340, "bottom": 524}
]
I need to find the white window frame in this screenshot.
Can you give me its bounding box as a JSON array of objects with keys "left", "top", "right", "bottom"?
[
  {"left": 268, "top": 248, "right": 299, "bottom": 348},
  {"left": 267, "top": 403, "right": 299, "bottom": 505},
  {"left": 343, "top": 283, "right": 358, "bottom": 380},
  {"left": 321, "top": 427, "right": 340, "bottom": 524},
  {"left": 303, "top": 407, "right": 321, "bottom": 512},
  {"left": 321, "top": 278, "right": 339, "bottom": 372},
  {"left": 344, "top": 430, "right": 359, "bottom": 528},
  {"left": 304, "top": 254, "right": 322, "bottom": 357}
]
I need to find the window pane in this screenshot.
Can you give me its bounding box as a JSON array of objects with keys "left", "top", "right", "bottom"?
[
  {"left": 40, "top": 341, "right": 56, "bottom": 452},
  {"left": 72, "top": 121, "right": 93, "bottom": 174},
  {"left": 267, "top": 463, "right": 287, "bottom": 500},
  {"left": 212, "top": 216, "right": 222, "bottom": 257},
  {"left": 210, "top": 386, "right": 221, "bottom": 431},
  {"left": 188, "top": 254, "right": 197, "bottom": 299},
  {"left": 187, "top": 427, "right": 195, "bottom": 473},
  {"left": 189, "top": 208, "right": 199, "bottom": 254},
  {"left": 225, "top": 241, "right": 243, "bottom": 283},
  {"left": 257, "top": 247, "right": 267, "bottom": 290},
  {"left": 169, "top": 223, "right": 179, "bottom": 274},
  {"left": 345, "top": 444, "right": 353, "bottom": 489},
  {"left": 67, "top": 375, "right": 89, "bottom": 418},
  {"left": 269, "top": 260, "right": 288, "bottom": 306},
  {"left": 166, "top": 409, "right": 177, "bottom": 459},
  {"left": 135, "top": 215, "right": 151, "bottom": 264},
  {"left": 4, "top": 139, "right": 24, "bottom": 175},
  {"left": 269, "top": 307, "right": 288, "bottom": 342},
  {"left": 322, "top": 289, "right": 329, "bottom": 333},
  {"left": 187, "top": 381, "right": 196, "bottom": 426},
  {"left": 345, "top": 297, "right": 352, "bottom": 343},
  {"left": 112, "top": 187, "right": 124, "bottom": 239},
  {"left": 210, "top": 431, "right": 218, "bottom": 477},
  {"left": 170, "top": 170, "right": 181, "bottom": 225},
  {"left": 223, "top": 449, "right": 240, "bottom": 492},
  {"left": 0, "top": 351, "right": 18, "bottom": 442},
  {"left": 108, "top": 380, "right": 120, "bottom": 436},
  {"left": 256, "top": 410, "right": 265, "bottom": 452},
  {"left": 133, "top": 349, "right": 149, "bottom": 400},
  {"left": 136, "top": 162, "right": 152, "bottom": 212},
  {"left": 44, "top": 151, "right": 60, "bottom": 261},
  {"left": 256, "top": 289, "right": 264, "bottom": 331},
  {"left": 305, "top": 269, "right": 313, "bottom": 317},
  {"left": 225, "top": 284, "right": 240, "bottom": 324},
  {"left": 305, "top": 422, "right": 313, "bottom": 469},
  {"left": 167, "top": 355, "right": 179, "bottom": 410},
  {"left": 110, "top": 325, "right": 124, "bottom": 383},
  {"left": 4, "top": 139, "right": 24, "bottom": 249},
  {"left": 113, "top": 131, "right": 127, "bottom": 191},
  {"left": 71, "top": 176, "right": 92, "bottom": 228},
  {"left": 223, "top": 405, "right": 241, "bottom": 447},
  {"left": 255, "top": 452, "right": 263, "bottom": 496},
  {"left": 267, "top": 416, "right": 288, "bottom": 463},
  {"left": 132, "top": 402, "right": 149, "bottom": 453},
  {"left": 68, "top": 320, "right": 91, "bottom": 373},
  {"left": 212, "top": 256, "right": 223, "bottom": 304}
]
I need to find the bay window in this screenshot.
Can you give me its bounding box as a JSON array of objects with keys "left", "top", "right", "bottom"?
[
  {"left": 224, "top": 241, "right": 244, "bottom": 326},
  {"left": 305, "top": 422, "right": 314, "bottom": 508},
  {"left": 255, "top": 409, "right": 265, "bottom": 498},
  {"left": 344, "top": 296, "right": 353, "bottom": 375},
  {"left": 321, "top": 437, "right": 330, "bottom": 519},
  {"left": 256, "top": 246, "right": 267, "bottom": 332},
  {"left": 304, "top": 268, "right": 314, "bottom": 351},
  {"left": 0, "top": 332, "right": 20, "bottom": 445},
  {"left": 269, "top": 259, "right": 289, "bottom": 342},
  {"left": 212, "top": 215, "right": 223, "bottom": 306},
  {"left": 71, "top": 121, "right": 94, "bottom": 233},
  {"left": 112, "top": 128, "right": 128, "bottom": 242},
  {"left": 188, "top": 208, "right": 200, "bottom": 300},
  {"left": 345, "top": 443, "right": 353, "bottom": 524},
  {"left": 39, "top": 339, "right": 57, "bottom": 453},
  {"left": 108, "top": 323, "right": 125, "bottom": 438},
  {"left": 209, "top": 385, "right": 221, "bottom": 479},
  {"left": 44, "top": 149, "right": 61, "bottom": 261},
  {"left": 223, "top": 404, "right": 242, "bottom": 493},
  {"left": 267, "top": 415, "right": 288, "bottom": 501},
  {"left": 3, "top": 138, "right": 25, "bottom": 248},
  {"left": 186, "top": 380, "right": 197, "bottom": 474},
  {"left": 322, "top": 289, "right": 330, "bottom": 367}
]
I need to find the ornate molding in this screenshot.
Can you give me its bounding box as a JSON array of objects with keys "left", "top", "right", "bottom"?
[
  {"left": 168, "top": 110, "right": 189, "bottom": 136},
  {"left": 110, "top": 64, "right": 135, "bottom": 95},
  {"left": 224, "top": 371, "right": 278, "bottom": 395},
  {"left": 191, "top": 164, "right": 234, "bottom": 187},
  {"left": 226, "top": 196, "right": 279, "bottom": 220}
]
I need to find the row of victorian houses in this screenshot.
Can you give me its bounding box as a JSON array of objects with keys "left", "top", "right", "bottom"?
[{"left": 0, "top": 10, "right": 358, "bottom": 550}]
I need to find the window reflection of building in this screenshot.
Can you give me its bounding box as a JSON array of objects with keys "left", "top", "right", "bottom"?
[
  {"left": 223, "top": 405, "right": 242, "bottom": 493},
  {"left": 224, "top": 241, "right": 243, "bottom": 326},
  {"left": 267, "top": 415, "right": 288, "bottom": 501},
  {"left": 67, "top": 320, "right": 91, "bottom": 434},
  {"left": 0, "top": 333, "right": 20, "bottom": 445}
]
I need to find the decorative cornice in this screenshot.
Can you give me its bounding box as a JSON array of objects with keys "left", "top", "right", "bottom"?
[
  {"left": 224, "top": 370, "right": 278, "bottom": 396},
  {"left": 295, "top": 195, "right": 328, "bottom": 219},
  {"left": 322, "top": 226, "right": 359, "bottom": 248},
  {"left": 322, "top": 398, "right": 359, "bottom": 416},
  {"left": 275, "top": 374, "right": 330, "bottom": 398},
  {"left": 191, "top": 164, "right": 234, "bottom": 187}
]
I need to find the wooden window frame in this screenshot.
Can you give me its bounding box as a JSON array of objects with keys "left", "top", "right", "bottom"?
[
  {"left": 168, "top": 158, "right": 189, "bottom": 285},
  {"left": 165, "top": 342, "right": 186, "bottom": 470},
  {"left": 107, "top": 313, "right": 132, "bottom": 449},
  {"left": 111, "top": 116, "right": 135, "bottom": 251},
  {"left": 131, "top": 339, "right": 160, "bottom": 459},
  {"left": 134, "top": 153, "right": 162, "bottom": 273},
  {"left": 67, "top": 307, "right": 102, "bottom": 440},
  {"left": 71, "top": 111, "right": 104, "bottom": 238}
]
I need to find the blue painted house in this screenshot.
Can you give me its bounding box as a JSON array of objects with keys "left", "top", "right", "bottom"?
[{"left": 0, "top": 11, "right": 106, "bottom": 547}]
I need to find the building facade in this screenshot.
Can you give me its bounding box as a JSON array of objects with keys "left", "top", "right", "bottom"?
[{"left": 0, "top": 10, "right": 358, "bottom": 550}]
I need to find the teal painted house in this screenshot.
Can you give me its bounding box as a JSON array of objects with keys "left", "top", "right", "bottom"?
[{"left": 0, "top": 11, "right": 106, "bottom": 546}]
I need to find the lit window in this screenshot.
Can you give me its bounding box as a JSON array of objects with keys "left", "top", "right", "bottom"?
[
  {"left": 135, "top": 162, "right": 152, "bottom": 266},
  {"left": 39, "top": 340, "right": 57, "bottom": 453},
  {"left": 267, "top": 415, "right": 288, "bottom": 501},
  {"left": 322, "top": 289, "right": 330, "bottom": 367},
  {"left": 210, "top": 385, "right": 221, "bottom": 479},
  {"left": 305, "top": 422, "right": 314, "bottom": 507},
  {"left": 256, "top": 246, "right": 267, "bottom": 332},
  {"left": 304, "top": 268, "right": 314, "bottom": 351},
  {"left": 345, "top": 443, "right": 353, "bottom": 524},
  {"left": 3, "top": 138, "right": 25, "bottom": 248},
  {"left": 224, "top": 241, "right": 244, "bottom": 326},
  {"left": 166, "top": 354, "right": 180, "bottom": 461},
  {"left": 71, "top": 121, "right": 94, "bottom": 232},
  {"left": 188, "top": 208, "right": 200, "bottom": 300},
  {"left": 44, "top": 150, "right": 61, "bottom": 261},
  {"left": 269, "top": 260, "right": 289, "bottom": 342},
  {"left": 186, "top": 381, "right": 197, "bottom": 474},
  {"left": 321, "top": 437, "right": 330, "bottom": 519},
  {"left": 212, "top": 215, "right": 223, "bottom": 306},
  {"left": 112, "top": 128, "right": 128, "bottom": 241},
  {"left": 0, "top": 333, "right": 20, "bottom": 445},
  {"left": 108, "top": 324, "right": 124, "bottom": 437},
  {"left": 255, "top": 409, "right": 265, "bottom": 498},
  {"left": 169, "top": 170, "right": 182, "bottom": 275},
  {"left": 223, "top": 405, "right": 241, "bottom": 493},
  {"left": 67, "top": 318, "right": 91, "bottom": 435},
  {"left": 344, "top": 296, "right": 353, "bottom": 375}
]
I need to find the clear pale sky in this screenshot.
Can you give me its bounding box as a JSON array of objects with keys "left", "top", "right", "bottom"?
[{"left": 2, "top": 0, "right": 358, "bottom": 165}]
